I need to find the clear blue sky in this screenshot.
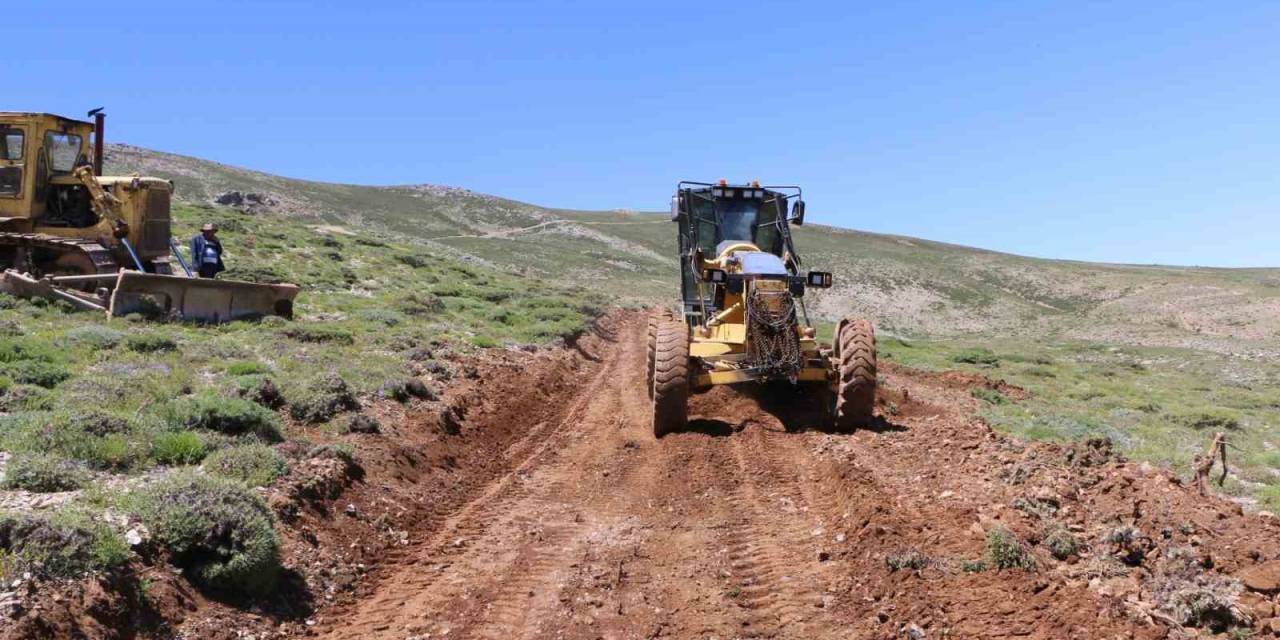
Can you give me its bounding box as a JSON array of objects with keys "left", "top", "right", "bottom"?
[{"left": 10, "top": 1, "right": 1279, "bottom": 266}]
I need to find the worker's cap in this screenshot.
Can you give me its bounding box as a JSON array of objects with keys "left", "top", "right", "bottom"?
[{"left": 201, "top": 223, "right": 218, "bottom": 232}]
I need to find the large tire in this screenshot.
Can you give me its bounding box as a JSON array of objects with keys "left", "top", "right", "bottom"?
[
  {"left": 646, "top": 308, "right": 674, "bottom": 399},
  {"left": 834, "top": 317, "right": 877, "bottom": 431},
  {"left": 652, "top": 320, "right": 689, "bottom": 438}
]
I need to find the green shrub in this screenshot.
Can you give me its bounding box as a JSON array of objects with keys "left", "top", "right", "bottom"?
[
  {"left": 234, "top": 375, "right": 285, "bottom": 410},
  {"left": 0, "top": 338, "right": 61, "bottom": 364},
  {"left": 204, "top": 444, "right": 288, "bottom": 487},
  {"left": 358, "top": 309, "right": 405, "bottom": 327},
  {"left": 126, "top": 333, "right": 178, "bottom": 353},
  {"left": 81, "top": 434, "right": 146, "bottom": 470},
  {"left": 985, "top": 526, "right": 1036, "bottom": 570},
  {"left": 971, "top": 387, "right": 1007, "bottom": 405},
  {"left": 226, "top": 361, "right": 271, "bottom": 376},
  {"left": 288, "top": 373, "right": 359, "bottom": 424},
  {"left": 307, "top": 443, "right": 358, "bottom": 468},
  {"left": 0, "top": 384, "right": 52, "bottom": 411},
  {"left": 131, "top": 472, "right": 280, "bottom": 596},
  {"left": 2, "top": 360, "right": 71, "bottom": 388},
  {"left": 953, "top": 348, "right": 1000, "bottom": 366},
  {"left": 1042, "top": 525, "right": 1079, "bottom": 560},
  {"left": 1, "top": 453, "right": 88, "bottom": 492},
  {"left": 343, "top": 414, "right": 382, "bottom": 434},
  {"left": 0, "top": 411, "right": 149, "bottom": 471},
  {"left": 885, "top": 549, "right": 930, "bottom": 571},
  {"left": 1175, "top": 409, "right": 1242, "bottom": 431},
  {"left": 280, "top": 324, "right": 354, "bottom": 345},
  {"left": 0, "top": 510, "right": 129, "bottom": 578},
  {"left": 399, "top": 292, "right": 444, "bottom": 316},
  {"left": 396, "top": 254, "right": 431, "bottom": 268},
  {"left": 379, "top": 378, "right": 435, "bottom": 403},
  {"left": 222, "top": 264, "right": 286, "bottom": 284},
  {"left": 66, "top": 326, "right": 124, "bottom": 349},
  {"left": 152, "top": 431, "right": 208, "bottom": 465},
  {"left": 160, "top": 392, "right": 283, "bottom": 441}
]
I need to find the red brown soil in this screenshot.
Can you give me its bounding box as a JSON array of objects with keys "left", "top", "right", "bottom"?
[{"left": 12, "top": 310, "right": 1280, "bottom": 639}]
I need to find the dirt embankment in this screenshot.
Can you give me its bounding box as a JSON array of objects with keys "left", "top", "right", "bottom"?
[
  {"left": 305, "top": 312, "right": 1280, "bottom": 639},
  {"left": 14, "top": 310, "right": 1280, "bottom": 639}
]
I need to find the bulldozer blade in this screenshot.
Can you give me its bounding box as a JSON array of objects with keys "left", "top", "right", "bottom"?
[
  {"left": 108, "top": 271, "right": 299, "bottom": 322},
  {"left": 0, "top": 269, "right": 108, "bottom": 311}
]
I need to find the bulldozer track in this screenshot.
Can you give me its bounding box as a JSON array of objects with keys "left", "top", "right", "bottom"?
[{"left": 0, "top": 232, "right": 119, "bottom": 276}]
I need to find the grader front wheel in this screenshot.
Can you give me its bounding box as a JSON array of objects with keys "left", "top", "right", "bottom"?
[
  {"left": 651, "top": 320, "right": 689, "bottom": 438},
  {"left": 646, "top": 309, "right": 674, "bottom": 400},
  {"left": 834, "top": 317, "right": 877, "bottom": 431}
]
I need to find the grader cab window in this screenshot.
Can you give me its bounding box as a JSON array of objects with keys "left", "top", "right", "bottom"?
[
  {"left": 0, "top": 127, "right": 23, "bottom": 196},
  {"left": 689, "top": 189, "right": 785, "bottom": 257},
  {"left": 44, "top": 132, "right": 83, "bottom": 173}
]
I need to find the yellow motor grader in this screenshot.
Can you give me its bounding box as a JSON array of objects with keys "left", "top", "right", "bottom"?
[
  {"left": 648, "top": 180, "right": 876, "bottom": 437},
  {"left": 0, "top": 110, "right": 297, "bottom": 321}
]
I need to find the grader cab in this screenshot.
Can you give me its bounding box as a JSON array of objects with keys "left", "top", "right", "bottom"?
[
  {"left": 647, "top": 180, "right": 877, "bottom": 437},
  {"left": 0, "top": 111, "right": 297, "bottom": 321}
]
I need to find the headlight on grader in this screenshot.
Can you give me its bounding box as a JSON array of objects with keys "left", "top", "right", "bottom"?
[
  {"left": 703, "top": 268, "right": 728, "bottom": 284},
  {"left": 807, "top": 271, "right": 833, "bottom": 288}
]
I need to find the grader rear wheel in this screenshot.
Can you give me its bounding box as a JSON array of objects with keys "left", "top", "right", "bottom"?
[
  {"left": 834, "top": 317, "right": 877, "bottom": 431},
  {"left": 651, "top": 320, "right": 689, "bottom": 438}
]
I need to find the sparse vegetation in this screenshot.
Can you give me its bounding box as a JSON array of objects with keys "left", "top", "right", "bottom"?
[
  {"left": 985, "top": 526, "right": 1036, "bottom": 571},
  {"left": 1, "top": 452, "right": 89, "bottom": 492},
  {"left": 0, "top": 510, "right": 129, "bottom": 579},
  {"left": 125, "top": 333, "right": 178, "bottom": 353},
  {"left": 1152, "top": 547, "right": 1248, "bottom": 631},
  {"left": 953, "top": 348, "right": 999, "bottom": 366},
  {"left": 289, "top": 372, "right": 360, "bottom": 424},
  {"left": 152, "top": 431, "right": 208, "bottom": 465},
  {"left": 160, "top": 392, "right": 284, "bottom": 441},
  {"left": 971, "top": 387, "right": 1007, "bottom": 405},
  {"left": 885, "top": 549, "right": 931, "bottom": 571},
  {"left": 204, "top": 444, "right": 288, "bottom": 487},
  {"left": 1041, "top": 524, "right": 1079, "bottom": 560}
]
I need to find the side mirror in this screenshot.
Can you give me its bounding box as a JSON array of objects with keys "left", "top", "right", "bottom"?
[
  {"left": 790, "top": 200, "right": 805, "bottom": 226},
  {"left": 670, "top": 195, "right": 681, "bottom": 222}
]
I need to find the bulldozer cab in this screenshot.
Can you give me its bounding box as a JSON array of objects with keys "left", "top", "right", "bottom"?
[
  {"left": 0, "top": 113, "right": 95, "bottom": 222},
  {"left": 671, "top": 181, "right": 804, "bottom": 322}
]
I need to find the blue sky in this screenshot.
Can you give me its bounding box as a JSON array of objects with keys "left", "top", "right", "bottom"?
[{"left": 9, "top": 1, "right": 1279, "bottom": 266}]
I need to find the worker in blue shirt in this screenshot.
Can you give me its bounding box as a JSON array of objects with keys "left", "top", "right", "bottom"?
[{"left": 190, "top": 223, "right": 225, "bottom": 278}]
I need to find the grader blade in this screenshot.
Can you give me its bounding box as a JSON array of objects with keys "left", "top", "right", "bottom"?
[{"left": 109, "top": 271, "right": 299, "bottom": 322}]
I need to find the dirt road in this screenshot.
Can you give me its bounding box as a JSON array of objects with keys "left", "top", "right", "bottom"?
[{"left": 312, "top": 313, "right": 1280, "bottom": 639}]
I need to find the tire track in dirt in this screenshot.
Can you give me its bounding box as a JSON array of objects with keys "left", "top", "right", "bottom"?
[{"left": 320, "top": 314, "right": 650, "bottom": 639}]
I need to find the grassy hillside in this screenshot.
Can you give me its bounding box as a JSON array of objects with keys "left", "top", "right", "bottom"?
[
  {"left": 0, "top": 201, "right": 608, "bottom": 590},
  {"left": 107, "top": 144, "right": 1280, "bottom": 355}
]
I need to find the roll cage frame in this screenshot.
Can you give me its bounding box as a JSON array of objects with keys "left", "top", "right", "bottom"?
[{"left": 671, "top": 181, "right": 806, "bottom": 325}]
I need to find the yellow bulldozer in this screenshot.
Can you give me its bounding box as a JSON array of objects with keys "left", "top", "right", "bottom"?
[
  {"left": 647, "top": 180, "right": 876, "bottom": 437},
  {"left": 0, "top": 110, "right": 297, "bottom": 321}
]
